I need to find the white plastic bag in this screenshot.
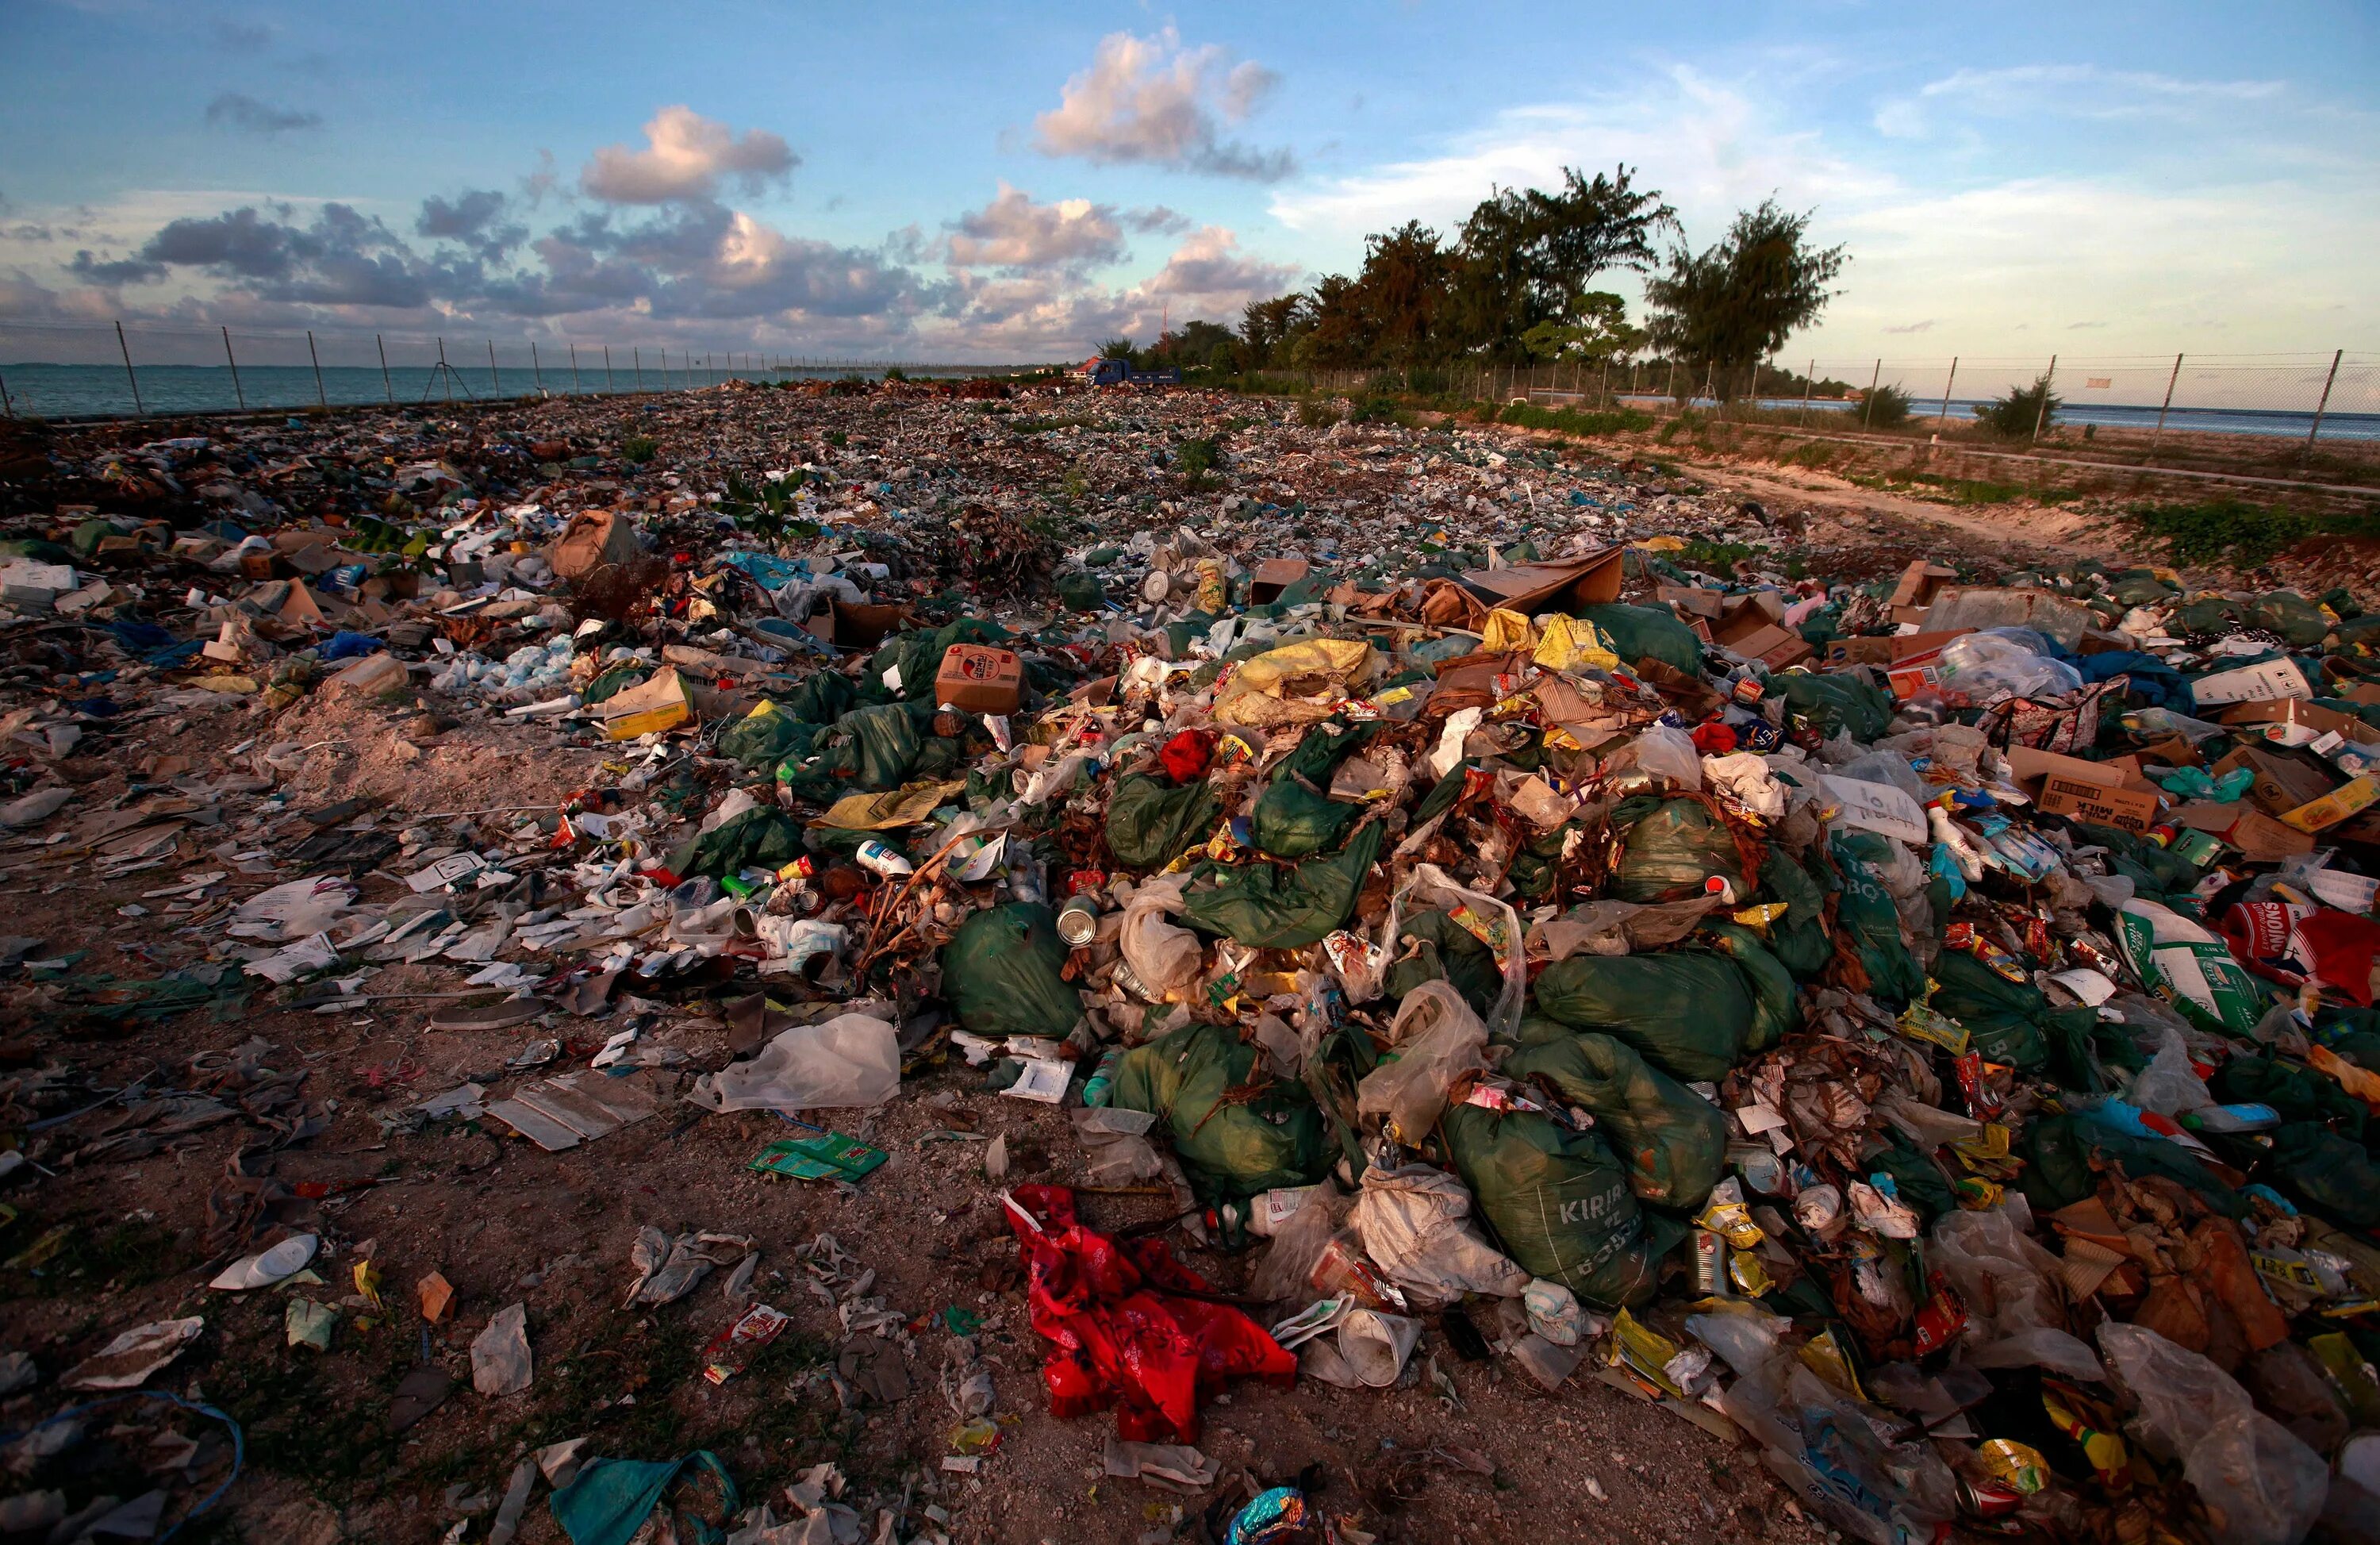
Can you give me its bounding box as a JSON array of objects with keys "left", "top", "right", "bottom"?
[
  {"left": 1119, "top": 876, "right": 1203, "bottom": 996},
  {"left": 688, "top": 1013, "right": 899, "bottom": 1111},
  {"left": 1937, "top": 628, "right": 2084, "bottom": 699},
  {"left": 2099, "top": 1322, "right": 2328, "bottom": 1545},
  {"left": 1356, "top": 982, "right": 1488, "bottom": 1142},
  {"left": 1350, "top": 1163, "right": 1529, "bottom": 1309},
  {"left": 1930, "top": 1209, "right": 2102, "bottom": 1378}
]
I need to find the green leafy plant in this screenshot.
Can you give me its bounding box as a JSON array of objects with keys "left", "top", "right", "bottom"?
[
  {"left": 2129, "top": 498, "right": 2379, "bottom": 567},
  {"left": 1974, "top": 373, "right": 2060, "bottom": 437},
  {"left": 1297, "top": 398, "right": 1342, "bottom": 428},
  {"left": 620, "top": 435, "right": 657, "bottom": 463},
  {"left": 1172, "top": 434, "right": 1223, "bottom": 479},
  {"left": 1861, "top": 382, "right": 1914, "bottom": 429}
]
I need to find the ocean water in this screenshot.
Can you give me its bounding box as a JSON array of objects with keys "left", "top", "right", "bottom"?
[{"left": 0, "top": 363, "right": 965, "bottom": 420}]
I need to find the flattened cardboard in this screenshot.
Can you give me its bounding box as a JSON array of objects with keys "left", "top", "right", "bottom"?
[
  {"left": 2213, "top": 746, "right": 2339, "bottom": 818},
  {"left": 2219, "top": 698, "right": 2380, "bottom": 750},
  {"left": 2163, "top": 801, "right": 2315, "bottom": 860},
  {"left": 1889, "top": 561, "right": 1958, "bottom": 610},
  {"left": 600, "top": 666, "right": 693, "bottom": 740},
  {"left": 1457, "top": 548, "right": 1624, "bottom": 614}
]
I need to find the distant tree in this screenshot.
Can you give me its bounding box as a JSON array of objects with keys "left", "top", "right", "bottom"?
[
  {"left": 1645, "top": 200, "right": 1846, "bottom": 392},
  {"left": 1518, "top": 291, "right": 1645, "bottom": 363},
  {"left": 1239, "top": 295, "right": 1307, "bottom": 368},
  {"left": 1974, "top": 372, "right": 2061, "bottom": 437},
  {"left": 1449, "top": 166, "right": 1674, "bottom": 362},
  {"left": 1152, "top": 319, "right": 1238, "bottom": 371},
  {"left": 1094, "top": 336, "right": 1136, "bottom": 364}
]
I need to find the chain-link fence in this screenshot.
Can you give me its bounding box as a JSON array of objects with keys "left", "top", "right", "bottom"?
[
  {"left": 1292, "top": 351, "right": 2380, "bottom": 453},
  {"left": 0, "top": 319, "right": 1038, "bottom": 420}
]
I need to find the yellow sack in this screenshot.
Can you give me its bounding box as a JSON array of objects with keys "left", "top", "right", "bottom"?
[
  {"left": 1533, "top": 614, "right": 1621, "bottom": 673},
  {"left": 1480, "top": 609, "right": 1536, "bottom": 653},
  {"left": 1214, "top": 637, "right": 1376, "bottom": 728}
]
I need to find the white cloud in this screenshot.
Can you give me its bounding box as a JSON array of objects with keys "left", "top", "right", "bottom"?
[
  {"left": 580, "top": 106, "right": 797, "bottom": 205},
  {"left": 1875, "top": 64, "right": 2288, "bottom": 139},
  {"left": 1135, "top": 225, "right": 1299, "bottom": 310},
  {"left": 1035, "top": 27, "right": 1292, "bottom": 180},
  {"left": 945, "top": 183, "right": 1126, "bottom": 272}
]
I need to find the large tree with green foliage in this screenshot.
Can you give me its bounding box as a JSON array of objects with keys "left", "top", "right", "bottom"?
[{"left": 1644, "top": 200, "right": 1845, "bottom": 382}]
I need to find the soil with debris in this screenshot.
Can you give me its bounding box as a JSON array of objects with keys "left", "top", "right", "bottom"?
[{"left": 1, "top": 378, "right": 2362, "bottom": 1545}]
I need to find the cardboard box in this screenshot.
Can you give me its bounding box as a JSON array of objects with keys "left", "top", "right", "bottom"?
[
  {"left": 2213, "top": 746, "right": 2339, "bottom": 818},
  {"left": 934, "top": 644, "right": 1023, "bottom": 714},
  {"left": 2164, "top": 801, "right": 2316, "bottom": 860},
  {"left": 601, "top": 666, "right": 693, "bottom": 740},
  {"left": 2191, "top": 656, "right": 2313, "bottom": 706},
  {"left": 2218, "top": 698, "right": 2380, "bottom": 750},
  {"left": 804, "top": 599, "right": 907, "bottom": 648},
  {"left": 1821, "top": 629, "right": 1973, "bottom": 668},
  {"left": 1458, "top": 548, "right": 1624, "bottom": 614},
  {"left": 1721, "top": 623, "right": 1813, "bottom": 671},
  {"left": 2281, "top": 774, "right": 2380, "bottom": 834},
  {"left": 1656, "top": 585, "right": 1725, "bottom": 621},
  {"left": 1246, "top": 558, "right": 1311, "bottom": 605},
  {"left": 2007, "top": 747, "right": 2162, "bottom": 833},
  {"left": 1889, "top": 561, "right": 1959, "bottom": 611}
]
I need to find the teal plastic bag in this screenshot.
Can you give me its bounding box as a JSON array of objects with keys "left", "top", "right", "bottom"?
[{"left": 551, "top": 1452, "right": 737, "bottom": 1545}]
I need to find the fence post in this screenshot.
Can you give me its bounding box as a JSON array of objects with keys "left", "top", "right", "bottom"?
[
  {"left": 1800, "top": 358, "right": 1814, "bottom": 425},
  {"left": 2305, "top": 348, "right": 2344, "bottom": 458},
  {"left": 570, "top": 344, "right": 582, "bottom": 394},
  {"left": 487, "top": 340, "right": 500, "bottom": 396},
  {"left": 305, "top": 330, "right": 327, "bottom": 409},
  {"left": 2148, "top": 352, "right": 2182, "bottom": 463},
  {"left": 633, "top": 348, "right": 643, "bottom": 392},
  {"left": 1860, "top": 359, "right": 1880, "bottom": 429},
  {"left": 1938, "top": 356, "right": 1958, "bottom": 427},
  {"left": 114, "top": 321, "right": 145, "bottom": 415},
  {"left": 376, "top": 335, "right": 393, "bottom": 405},
  {"left": 0, "top": 367, "right": 12, "bottom": 417},
  {"left": 1663, "top": 359, "right": 1677, "bottom": 411},
  {"left": 2031, "top": 354, "right": 2057, "bottom": 441},
  {"left": 604, "top": 345, "right": 614, "bottom": 393},
  {"left": 532, "top": 341, "right": 543, "bottom": 396},
  {"left": 221, "top": 326, "right": 246, "bottom": 412}
]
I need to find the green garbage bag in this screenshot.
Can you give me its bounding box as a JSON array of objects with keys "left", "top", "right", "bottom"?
[
  {"left": 1104, "top": 773, "right": 1222, "bottom": 871},
  {"left": 1443, "top": 1102, "right": 1679, "bottom": 1309},
  {"left": 1503, "top": 1032, "right": 1729, "bottom": 1209},
  {"left": 867, "top": 617, "right": 1008, "bottom": 701},
  {"left": 1928, "top": 948, "right": 2079, "bottom": 1073},
  {"left": 1829, "top": 831, "right": 1925, "bottom": 1005},
  {"left": 551, "top": 1452, "right": 737, "bottom": 1545},
  {"left": 715, "top": 699, "right": 811, "bottom": 772},
  {"left": 2268, "top": 1122, "right": 2380, "bottom": 1228},
  {"left": 940, "top": 904, "right": 1082, "bottom": 1039},
  {"left": 1384, "top": 909, "right": 1503, "bottom": 1017},
  {"left": 2017, "top": 1112, "right": 2244, "bottom": 1218},
  {"left": 1759, "top": 848, "right": 1833, "bottom": 978},
  {"left": 835, "top": 702, "right": 923, "bottom": 792},
  {"left": 674, "top": 805, "right": 808, "bottom": 879},
  {"left": 1251, "top": 722, "right": 1376, "bottom": 859},
  {"left": 781, "top": 669, "right": 857, "bottom": 726},
  {"left": 1111, "top": 1021, "right": 1328, "bottom": 1204},
  {"left": 582, "top": 662, "right": 651, "bottom": 705},
  {"left": 1702, "top": 921, "right": 1800, "bottom": 1052},
  {"left": 1867, "top": 1140, "right": 1958, "bottom": 1226},
  {"left": 2255, "top": 591, "right": 2331, "bottom": 648},
  {"left": 1181, "top": 822, "right": 1383, "bottom": 949},
  {"left": 1055, "top": 571, "right": 1105, "bottom": 612},
  {"left": 1775, "top": 672, "right": 1894, "bottom": 740},
  {"left": 2210, "top": 1055, "right": 2366, "bottom": 1141},
  {"left": 1530, "top": 951, "right": 1749, "bottom": 1082},
  {"left": 1608, "top": 796, "right": 1745, "bottom": 904},
  {"left": 1572, "top": 603, "right": 1702, "bottom": 676}
]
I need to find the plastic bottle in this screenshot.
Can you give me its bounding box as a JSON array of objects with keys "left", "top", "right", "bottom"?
[
  {"left": 1081, "top": 1046, "right": 1123, "bottom": 1107},
  {"left": 854, "top": 839, "right": 913, "bottom": 878}
]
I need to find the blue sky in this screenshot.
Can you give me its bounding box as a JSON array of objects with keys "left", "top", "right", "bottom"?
[{"left": 2, "top": 1, "right": 2373, "bottom": 365}]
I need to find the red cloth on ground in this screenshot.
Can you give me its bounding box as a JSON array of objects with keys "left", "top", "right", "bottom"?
[
  {"left": 1160, "top": 728, "right": 1217, "bottom": 784},
  {"left": 1003, "top": 1184, "right": 1294, "bottom": 1442}
]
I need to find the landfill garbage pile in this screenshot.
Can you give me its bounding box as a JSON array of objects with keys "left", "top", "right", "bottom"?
[{"left": 3, "top": 378, "right": 2380, "bottom": 1544}]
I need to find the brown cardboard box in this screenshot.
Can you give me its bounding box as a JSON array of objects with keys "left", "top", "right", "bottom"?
[
  {"left": 804, "top": 599, "right": 908, "bottom": 648},
  {"left": 1247, "top": 558, "right": 1311, "bottom": 605},
  {"left": 1459, "top": 548, "right": 1625, "bottom": 613},
  {"left": 2006, "top": 746, "right": 2162, "bottom": 832},
  {"left": 1889, "top": 561, "right": 1959, "bottom": 610},
  {"left": 1721, "top": 622, "right": 1813, "bottom": 670},
  {"left": 934, "top": 644, "right": 1023, "bottom": 714},
  {"left": 2218, "top": 698, "right": 2380, "bottom": 749},
  {"left": 2343, "top": 682, "right": 2380, "bottom": 708},
  {"left": 2163, "top": 801, "right": 2315, "bottom": 859},
  {"left": 1822, "top": 629, "right": 1973, "bottom": 667},
  {"left": 2213, "top": 745, "right": 2339, "bottom": 818},
  {"left": 1656, "top": 585, "right": 1725, "bottom": 621}
]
